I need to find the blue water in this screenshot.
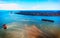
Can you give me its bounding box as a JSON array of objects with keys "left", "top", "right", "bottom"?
[
  {"left": 0, "top": 10, "right": 60, "bottom": 29},
  {"left": 0, "top": 10, "right": 60, "bottom": 38}
]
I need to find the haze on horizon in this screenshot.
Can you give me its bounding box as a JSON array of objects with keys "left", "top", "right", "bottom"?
[{"left": 0, "top": 0, "right": 60, "bottom": 10}]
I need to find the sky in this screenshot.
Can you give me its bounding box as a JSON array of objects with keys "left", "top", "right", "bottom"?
[{"left": 0, "top": 0, "right": 60, "bottom": 10}]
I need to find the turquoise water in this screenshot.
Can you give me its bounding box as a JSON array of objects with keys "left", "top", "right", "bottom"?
[
  {"left": 0, "top": 10, "right": 60, "bottom": 38},
  {"left": 0, "top": 10, "right": 60, "bottom": 31}
]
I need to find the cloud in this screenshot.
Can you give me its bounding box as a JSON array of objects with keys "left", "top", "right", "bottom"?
[
  {"left": 0, "top": 3, "right": 24, "bottom": 10},
  {"left": 31, "top": 3, "right": 60, "bottom": 10},
  {"left": 0, "top": 2, "right": 60, "bottom": 10}
]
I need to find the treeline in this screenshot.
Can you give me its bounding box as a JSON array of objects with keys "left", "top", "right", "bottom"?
[{"left": 15, "top": 11, "right": 60, "bottom": 16}]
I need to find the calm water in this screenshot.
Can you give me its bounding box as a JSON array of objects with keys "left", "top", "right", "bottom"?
[{"left": 0, "top": 10, "right": 60, "bottom": 38}]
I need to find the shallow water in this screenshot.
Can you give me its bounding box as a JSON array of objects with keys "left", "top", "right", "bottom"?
[
  {"left": 0, "top": 21, "right": 59, "bottom": 38},
  {"left": 0, "top": 11, "right": 60, "bottom": 38}
]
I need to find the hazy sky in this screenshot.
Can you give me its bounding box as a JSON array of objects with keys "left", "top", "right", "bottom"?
[{"left": 0, "top": 0, "right": 60, "bottom": 10}]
